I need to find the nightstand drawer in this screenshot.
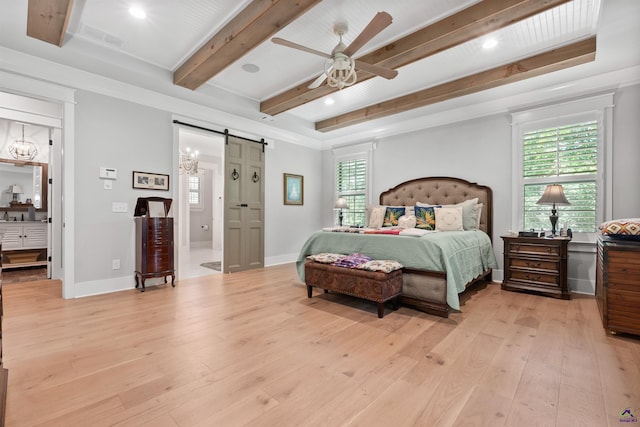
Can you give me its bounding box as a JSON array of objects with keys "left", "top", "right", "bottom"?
[
  {"left": 509, "top": 269, "right": 559, "bottom": 286},
  {"left": 509, "top": 242, "right": 560, "bottom": 257},
  {"left": 509, "top": 257, "right": 559, "bottom": 272}
]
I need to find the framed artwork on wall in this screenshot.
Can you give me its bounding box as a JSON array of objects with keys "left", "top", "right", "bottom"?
[
  {"left": 284, "top": 173, "right": 303, "bottom": 205},
  {"left": 132, "top": 171, "right": 170, "bottom": 191}
]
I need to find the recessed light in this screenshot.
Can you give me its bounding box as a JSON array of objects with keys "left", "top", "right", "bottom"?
[
  {"left": 242, "top": 64, "right": 260, "bottom": 73},
  {"left": 129, "top": 6, "right": 147, "bottom": 19},
  {"left": 324, "top": 98, "right": 335, "bottom": 105},
  {"left": 482, "top": 38, "right": 497, "bottom": 49}
]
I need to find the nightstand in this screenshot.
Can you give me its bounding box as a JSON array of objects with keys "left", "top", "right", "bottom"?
[{"left": 501, "top": 235, "right": 571, "bottom": 299}]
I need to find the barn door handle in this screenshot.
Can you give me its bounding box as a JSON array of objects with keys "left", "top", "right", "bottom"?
[
  {"left": 236, "top": 204, "right": 248, "bottom": 207},
  {"left": 231, "top": 169, "right": 239, "bottom": 180},
  {"left": 252, "top": 172, "right": 260, "bottom": 183}
]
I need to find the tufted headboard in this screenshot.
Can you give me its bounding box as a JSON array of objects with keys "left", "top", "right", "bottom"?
[{"left": 379, "top": 176, "right": 493, "bottom": 240}]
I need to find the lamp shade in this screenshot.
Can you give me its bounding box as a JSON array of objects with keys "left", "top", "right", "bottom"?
[
  {"left": 536, "top": 184, "right": 570, "bottom": 206},
  {"left": 334, "top": 197, "right": 349, "bottom": 209},
  {"left": 10, "top": 185, "right": 23, "bottom": 194}
]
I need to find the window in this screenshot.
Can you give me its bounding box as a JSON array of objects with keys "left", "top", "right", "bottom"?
[
  {"left": 336, "top": 158, "right": 366, "bottom": 226},
  {"left": 334, "top": 142, "right": 373, "bottom": 227},
  {"left": 188, "top": 175, "right": 202, "bottom": 210},
  {"left": 512, "top": 93, "right": 613, "bottom": 240},
  {"left": 523, "top": 121, "right": 598, "bottom": 232}
]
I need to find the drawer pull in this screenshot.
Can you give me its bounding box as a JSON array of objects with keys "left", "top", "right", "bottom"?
[
  {"left": 526, "top": 274, "right": 542, "bottom": 281},
  {"left": 546, "top": 247, "right": 553, "bottom": 253},
  {"left": 526, "top": 261, "right": 541, "bottom": 268}
]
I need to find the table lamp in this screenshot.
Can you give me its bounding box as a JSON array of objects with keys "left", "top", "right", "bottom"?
[
  {"left": 9, "top": 184, "right": 23, "bottom": 205},
  {"left": 334, "top": 197, "right": 349, "bottom": 226},
  {"left": 536, "top": 184, "right": 570, "bottom": 236}
]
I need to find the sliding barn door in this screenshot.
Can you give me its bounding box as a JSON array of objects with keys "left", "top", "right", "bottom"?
[{"left": 223, "top": 135, "right": 265, "bottom": 273}]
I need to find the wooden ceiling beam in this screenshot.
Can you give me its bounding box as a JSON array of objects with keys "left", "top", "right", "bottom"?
[
  {"left": 260, "top": 0, "right": 572, "bottom": 116},
  {"left": 26, "top": 0, "right": 74, "bottom": 47},
  {"left": 315, "top": 37, "right": 596, "bottom": 132},
  {"left": 174, "top": 0, "right": 322, "bottom": 90}
]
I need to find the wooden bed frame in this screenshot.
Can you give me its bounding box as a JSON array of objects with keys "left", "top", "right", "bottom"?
[{"left": 379, "top": 176, "right": 493, "bottom": 317}]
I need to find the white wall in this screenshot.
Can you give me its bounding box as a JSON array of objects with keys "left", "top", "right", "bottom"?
[
  {"left": 265, "top": 140, "right": 323, "bottom": 266},
  {"left": 321, "top": 84, "right": 640, "bottom": 295},
  {"left": 611, "top": 84, "right": 640, "bottom": 218},
  {"left": 71, "top": 90, "right": 322, "bottom": 294},
  {"left": 74, "top": 90, "right": 173, "bottom": 293}
]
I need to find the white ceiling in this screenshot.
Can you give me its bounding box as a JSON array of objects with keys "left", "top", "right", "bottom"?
[{"left": 1, "top": 0, "right": 639, "bottom": 146}]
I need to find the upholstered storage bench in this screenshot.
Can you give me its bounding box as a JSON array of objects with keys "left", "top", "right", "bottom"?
[{"left": 304, "top": 260, "right": 402, "bottom": 318}]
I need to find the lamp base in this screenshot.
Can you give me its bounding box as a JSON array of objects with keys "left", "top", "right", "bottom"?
[{"left": 549, "top": 211, "right": 558, "bottom": 236}]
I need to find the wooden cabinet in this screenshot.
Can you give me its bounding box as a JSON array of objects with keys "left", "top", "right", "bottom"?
[
  {"left": 0, "top": 222, "right": 48, "bottom": 269},
  {"left": 596, "top": 236, "right": 640, "bottom": 336},
  {"left": 501, "top": 235, "right": 571, "bottom": 299},
  {"left": 134, "top": 217, "right": 175, "bottom": 291}
]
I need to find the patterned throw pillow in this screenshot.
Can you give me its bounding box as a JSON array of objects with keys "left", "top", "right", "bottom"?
[
  {"left": 598, "top": 218, "right": 640, "bottom": 239},
  {"left": 306, "top": 253, "right": 346, "bottom": 264},
  {"left": 357, "top": 260, "right": 404, "bottom": 273},
  {"left": 435, "top": 206, "right": 464, "bottom": 231},
  {"left": 415, "top": 205, "right": 439, "bottom": 230},
  {"left": 383, "top": 207, "right": 405, "bottom": 227}
]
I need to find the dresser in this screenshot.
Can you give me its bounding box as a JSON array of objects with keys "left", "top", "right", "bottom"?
[
  {"left": 134, "top": 217, "right": 175, "bottom": 291},
  {"left": 596, "top": 235, "right": 640, "bottom": 336},
  {"left": 501, "top": 235, "right": 571, "bottom": 299}
]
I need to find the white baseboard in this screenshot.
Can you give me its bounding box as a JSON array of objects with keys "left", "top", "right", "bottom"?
[
  {"left": 73, "top": 275, "right": 170, "bottom": 298},
  {"left": 265, "top": 253, "right": 298, "bottom": 267}
]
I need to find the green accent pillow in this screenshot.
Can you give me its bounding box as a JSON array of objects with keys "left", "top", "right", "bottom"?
[
  {"left": 383, "top": 207, "right": 405, "bottom": 227},
  {"left": 415, "top": 205, "right": 439, "bottom": 230}
]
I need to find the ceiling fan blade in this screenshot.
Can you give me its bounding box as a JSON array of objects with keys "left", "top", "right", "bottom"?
[
  {"left": 308, "top": 72, "right": 328, "bottom": 89},
  {"left": 354, "top": 60, "right": 398, "bottom": 80},
  {"left": 343, "top": 12, "right": 392, "bottom": 57},
  {"left": 271, "top": 37, "right": 331, "bottom": 59}
]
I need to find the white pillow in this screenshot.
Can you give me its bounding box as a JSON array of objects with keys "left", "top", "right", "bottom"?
[
  {"left": 368, "top": 206, "right": 386, "bottom": 228},
  {"left": 443, "top": 198, "right": 479, "bottom": 230},
  {"left": 475, "top": 203, "right": 483, "bottom": 229},
  {"left": 398, "top": 214, "right": 417, "bottom": 229},
  {"left": 435, "top": 206, "right": 464, "bottom": 231}
]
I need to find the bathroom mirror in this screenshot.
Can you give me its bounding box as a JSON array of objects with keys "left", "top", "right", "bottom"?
[{"left": 0, "top": 158, "right": 48, "bottom": 211}]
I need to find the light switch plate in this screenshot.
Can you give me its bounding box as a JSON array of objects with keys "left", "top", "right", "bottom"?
[
  {"left": 112, "top": 202, "right": 128, "bottom": 213},
  {"left": 100, "top": 167, "right": 117, "bottom": 180}
]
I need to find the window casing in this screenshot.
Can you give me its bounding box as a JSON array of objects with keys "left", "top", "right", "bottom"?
[
  {"left": 333, "top": 142, "right": 373, "bottom": 227},
  {"left": 512, "top": 93, "right": 613, "bottom": 243}
]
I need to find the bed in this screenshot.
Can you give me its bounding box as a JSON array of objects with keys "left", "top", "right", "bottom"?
[{"left": 296, "top": 177, "right": 497, "bottom": 317}]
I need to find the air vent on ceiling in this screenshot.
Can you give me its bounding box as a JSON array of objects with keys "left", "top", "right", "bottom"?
[{"left": 78, "top": 23, "right": 126, "bottom": 49}]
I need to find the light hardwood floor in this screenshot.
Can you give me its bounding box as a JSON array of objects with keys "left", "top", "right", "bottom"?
[{"left": 3, "top": 264, "right": 639, "bottom": 426}]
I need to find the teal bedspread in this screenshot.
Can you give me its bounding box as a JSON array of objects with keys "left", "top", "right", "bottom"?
[{"left": 296, "top": 230, "right": 498, "bottom": 310}]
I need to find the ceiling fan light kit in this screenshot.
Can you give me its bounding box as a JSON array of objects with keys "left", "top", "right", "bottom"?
[{"left": 325, "top": 54, "right": 356, "bottom": 89}]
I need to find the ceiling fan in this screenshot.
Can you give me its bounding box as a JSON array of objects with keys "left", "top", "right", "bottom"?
[{"left": 272, "top": 11, "right": 398, "bottom": 90}]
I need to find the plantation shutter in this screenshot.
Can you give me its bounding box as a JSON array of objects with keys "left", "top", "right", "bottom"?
[
  {"left": 336, "top": 158, "right": 366, "bottom": 226},
  {"left": 523, "top": 120, "right": 598, "bottom": 232},
  {"left": 188, "top": 175, "right": 201, "bottom": 206}
]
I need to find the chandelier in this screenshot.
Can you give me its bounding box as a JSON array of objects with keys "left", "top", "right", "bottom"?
[
  {"left": 10, "top": 124, "right": 38, "bottom": 161},
  {"left": 179, "top": 147, "right": 199, "bottom": 175}
]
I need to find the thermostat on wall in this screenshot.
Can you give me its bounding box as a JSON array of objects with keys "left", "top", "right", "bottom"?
[{"left": 99, "top": 167, "right": 117, "bottom": 180}]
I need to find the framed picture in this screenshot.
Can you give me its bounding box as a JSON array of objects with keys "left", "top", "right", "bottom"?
[
  {"left": 132, "top": 171, "right": 170, "bottom": 191},
  {"left": 283, "top": 173, "right": 303, "bottom": 205}
]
